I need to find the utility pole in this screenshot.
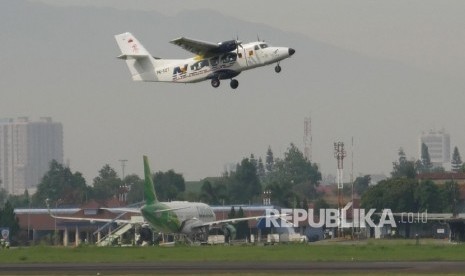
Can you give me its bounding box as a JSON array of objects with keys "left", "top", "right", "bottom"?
[
  {"left": 118, "top": 159, "right": 128, "bottom": 179},
  {"left": 118, "top": 159, "right": 128, "bottom": 203},
  {"left": 351, "top": 137, "right": 355, "bottom": 239},
  {"left": 334, "top": 142, "right": 346, "bottom": 238},
  {"left": 303, "top": 116, "right": 312, "bottom": 161}
]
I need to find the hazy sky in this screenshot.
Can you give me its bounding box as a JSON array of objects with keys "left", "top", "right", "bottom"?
[
  {"left": 32, "top": 0, "right": 465, "bottom": 78},
  {"left": 3, "top": 0, "right": 465, "bottom": 185}
]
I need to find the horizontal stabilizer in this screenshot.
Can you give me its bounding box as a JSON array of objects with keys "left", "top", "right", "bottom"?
[{"left": 117, "top": 54, "right": 149, "bottom": 60}]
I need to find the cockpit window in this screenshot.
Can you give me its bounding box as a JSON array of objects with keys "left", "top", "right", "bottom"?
[
  {"left": 254, "top": 45, "right": 260, "bottom": 51},
  {"left": 260, "top": 44, "right": 269, "bottom": 49}
]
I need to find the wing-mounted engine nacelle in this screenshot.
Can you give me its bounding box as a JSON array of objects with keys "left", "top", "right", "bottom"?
[
  {"left": 180, "top": 219, "right": 209, "bottom": 242},
  {"left": 222, "top": 223, "right": 236, "bottom": 242},
  {"left": 215, "top": 40, "right": 240, "bottom": 53}
]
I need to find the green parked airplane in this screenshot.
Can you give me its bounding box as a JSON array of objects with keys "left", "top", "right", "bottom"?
[{"left": 47, "top": 156, "right": 280, "bottom": 243}]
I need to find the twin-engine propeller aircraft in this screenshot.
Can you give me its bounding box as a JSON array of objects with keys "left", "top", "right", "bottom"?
[
  {"left": 47, "top": 156, "right": 285, "bottom": 244},
  {"left": 115, "top": 32, "right": 295, "bottom": 89}
]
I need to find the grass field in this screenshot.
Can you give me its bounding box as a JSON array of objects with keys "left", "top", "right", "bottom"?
[{"left": 0, "top": 239, "right": 464, "bottom": 264}]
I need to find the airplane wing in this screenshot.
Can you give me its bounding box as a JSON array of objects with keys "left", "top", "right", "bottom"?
[
  {"left": 102, "top": 206, "right": 191, "bottom": 214},
  {"left": 47, "top": 206, "right": 192, "bottom": 224},
  {"left": 198, "top": 213, "right": 294, "bottom": 228},
  {"left": 101, "top": 207, "right": 141, "bottom": 214},
  {"left": 47, "top": 212, "right": 132, "bottom": 224},
  {"left": 45, "top": 200, "right": 134, "bottom": 224},
  {"left": 170, "top": 37, "right": 240, "bottom": 57}
]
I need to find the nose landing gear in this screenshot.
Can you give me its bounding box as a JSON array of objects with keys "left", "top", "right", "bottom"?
[{"left": 230, "top": 79, "right": 239, "bottom": 89}]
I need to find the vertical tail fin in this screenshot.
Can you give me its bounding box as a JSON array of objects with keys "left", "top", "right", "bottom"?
[
  {"left": 143, "top": 155, "right": 158, "bottom": 205},
  {"left": 115, "top": 32, "right": 151, "bottom": 58},
  {"left": 114, "top": 32, "right": 158, "bottom": 81}
]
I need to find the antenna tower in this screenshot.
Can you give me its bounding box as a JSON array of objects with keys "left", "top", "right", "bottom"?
[{"left": 303, "top": 117, "right": 312, "bottom": 160}]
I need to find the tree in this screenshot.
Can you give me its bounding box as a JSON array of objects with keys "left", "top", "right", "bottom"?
[
  {"left": 7, "top": 190, "right": 30, "bottom": 208},
  {"left": 199, "top": 180, "right": 216, "bottom": 204},
  {"left": 33, "top": 160, "right": 88, "bottom": 206},
  {"left": 0, "top": 189, "right": 7, "bottom": 207},
  {"left": 441, "top": 181, "right": 460, "bottom": 214},
  {"left": 226, "top": 206, "right": 248, "bottom": 239},
  {"left": 265, "top": 146, "right": 274, "bottom": 173},
  {"left": 0, "top": 201, "right": 20, "bottom": 240},
  {"left": 354, "top": 175, "right": 371, "bottom": 196},
  {"left": 228, "top": 158, "right": 261, "bottom": 204},
  {"left": 92, "top": 164, "right": 122, "bottom": 201},
  {"left": 391, "top": 148, "right": 416, "bottom": 179},
  {"left": 263, "top": 144, "right": 321, "bottom": 207},
  {"left": 415, "top": 180, "right": 441, "bottom": 212},
  {"left": 257, "top": 157, "right": 265, "bottom": 180},
  {"left": 125, "top": 174, "right": 144, "bottom": 204},
  {"left": 420, "top": 143, "right": 432, "bottom": 172},
  {"left": 451, "top": 146, "right": 463, "bottom": 172},
  {"left": 235, "top": 207, "right": 249, "bottom": 239},
  {"left": 362, "top": 178, "right": 418, "bottom": 213},
  {"left": 154, "top": 170, "right": 185, "bottom": 201}
]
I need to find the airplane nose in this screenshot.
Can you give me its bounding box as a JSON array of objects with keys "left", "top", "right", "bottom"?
[{"left": 288, "top": 48, "right": 295, "bottom": 56}]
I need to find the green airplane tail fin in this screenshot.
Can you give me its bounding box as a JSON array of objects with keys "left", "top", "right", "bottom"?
[{"left": 143, "top": 155, "right": 158, "bottom": 205}]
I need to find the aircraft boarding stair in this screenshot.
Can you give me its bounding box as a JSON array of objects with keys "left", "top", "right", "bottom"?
[{"left": 96, "top": 223, "right": 133, "bottom": 246}]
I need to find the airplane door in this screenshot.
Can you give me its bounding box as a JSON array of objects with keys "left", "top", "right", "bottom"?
[{"left": 245, "top": 46, "right": 259, "bottom": 67}]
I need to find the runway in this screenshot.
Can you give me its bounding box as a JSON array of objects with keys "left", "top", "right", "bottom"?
[{"left": 1, "top": 261, "right": 465, "bottom": 274}]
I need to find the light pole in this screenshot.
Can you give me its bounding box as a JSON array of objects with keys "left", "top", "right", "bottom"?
[{"left": 334, "top": 142, "right": 346, "bottom": 238}]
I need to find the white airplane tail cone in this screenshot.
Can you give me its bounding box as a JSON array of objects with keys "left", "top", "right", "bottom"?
[{"left": 114, "top": 32, "right": 158, "bottom": 81}]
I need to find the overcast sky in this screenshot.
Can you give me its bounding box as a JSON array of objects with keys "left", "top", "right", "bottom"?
[
  {"left": 32, "top": 0, "right": 465, "bottom": 78},
  {"left": 4, "top": 0, "right": 465, "bottom": 184}
]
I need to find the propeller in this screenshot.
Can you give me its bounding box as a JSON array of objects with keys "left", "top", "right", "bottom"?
[
  {"left": 235, "top": 36, "right": 243, "bottom": 54},
  {"left": 235, "top": 35, "right": 248, "bottom": 66}
]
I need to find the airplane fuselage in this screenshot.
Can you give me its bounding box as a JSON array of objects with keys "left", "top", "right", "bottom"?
[
  {"left": 152, "top": 42, "right": 292, "bottom": 83},
  {"left": 141, "top": 201, "right": 215, "bottom": 236},
  {"left": 126, "top": 42, "right": 294, "bottom": 84}
]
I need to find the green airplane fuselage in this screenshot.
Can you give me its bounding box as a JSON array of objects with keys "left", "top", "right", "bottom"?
[{"left": 141, "top": 203, "right": 181, "bottom": 234}]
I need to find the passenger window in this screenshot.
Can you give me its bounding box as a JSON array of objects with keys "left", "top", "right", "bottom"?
[
  {"left": 190, "top": 59, "right": 209, "bottom": 71},
  {"left": 221, "top": 53, "right": 237, "bottom": 63},
  {"left": 210, "top": 56, "right": 219, "bottom": 66}
]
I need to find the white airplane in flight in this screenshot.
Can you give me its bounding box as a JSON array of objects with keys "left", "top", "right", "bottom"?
[{"left": 114, "top": 32, "right": 295, "bottom": 89}]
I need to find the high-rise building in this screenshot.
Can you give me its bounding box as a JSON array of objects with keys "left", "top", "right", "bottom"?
[
  {"left": 419, "top": 129, "right": 450, "bottom": 169},
  {"left": 0, "top": 117, "right": 63, "bottom": 195}
]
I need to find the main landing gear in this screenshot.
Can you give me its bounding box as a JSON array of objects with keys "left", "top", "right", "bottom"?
[
  {"left": 211, "top": 78, "right": 220, "bottom": 88},
  {"left": 210, "top": 78, "right": 239, "bottom": 89},
  {"left": 275, "top": 62, "right": 282, "bottom": 73},
  {"left": 230, "top": 79, "right": 239, "bottom": 89}
]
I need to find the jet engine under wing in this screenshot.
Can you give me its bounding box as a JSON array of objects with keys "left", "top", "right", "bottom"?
[{"left": 170, "top": 37, "right": 239, "bottom": 57}]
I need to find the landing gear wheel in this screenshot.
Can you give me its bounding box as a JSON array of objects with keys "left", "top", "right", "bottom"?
[
  {"left": 230, "top": 79, "right": 239, "bottom": 89},
  {"left": 211, "top": 78, "right": 220, "bottom": 88},
  {"left": 275, "top": 64, "right": 282, "bottom": 73}
]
